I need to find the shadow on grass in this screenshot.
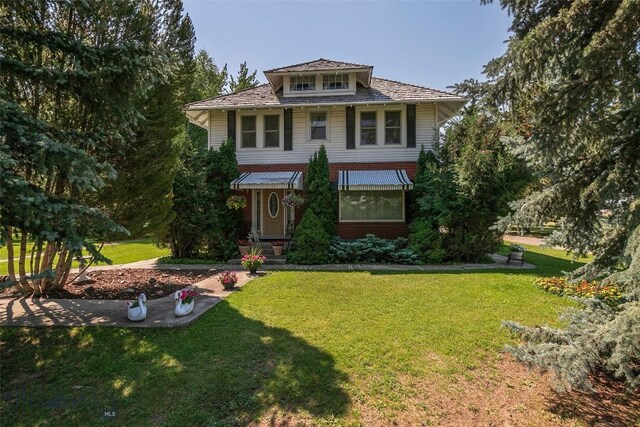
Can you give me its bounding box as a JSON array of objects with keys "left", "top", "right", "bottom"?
[{"left": 0, "top": 301, "right": 350, "bottom": 425}]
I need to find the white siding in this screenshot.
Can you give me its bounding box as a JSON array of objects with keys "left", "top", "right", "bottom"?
[
  {"left": 208, "top": 110, "right": 227, "bottom": 148},
  {"left": 207, "top": 103, "right": 437, "bottom": 165}
]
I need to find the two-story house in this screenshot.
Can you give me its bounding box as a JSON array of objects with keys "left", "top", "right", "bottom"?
[{"left": 185, "top": 59, "right": 466, "bottom": 240}]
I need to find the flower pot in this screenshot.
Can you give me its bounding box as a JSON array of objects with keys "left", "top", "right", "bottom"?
[
  {"left": 249, "top": 266, "right": 258, "bottom": 275},
  {"left": 272, "top": 245, "right": 284, "bottom": 256},
  {"left": 238, "top": 245, "right": 250, "bottom": 255},
  {"left": 223, "top": 282, "right": 236, "bottom": 291},
  {"left": 175, "top": 300, "right": 194, "bottom": 317}
]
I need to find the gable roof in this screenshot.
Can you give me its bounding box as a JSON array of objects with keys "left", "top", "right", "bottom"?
[
  {"left": 185, "top": 77, "right": 466, "bottom": 110},
  {"left": 264, "top": 58, "right": 373, "bottom": 73}
]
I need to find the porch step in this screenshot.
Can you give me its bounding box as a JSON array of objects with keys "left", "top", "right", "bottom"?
[{"left": 226, "top": 255, "right": 287, "bottom": 265}]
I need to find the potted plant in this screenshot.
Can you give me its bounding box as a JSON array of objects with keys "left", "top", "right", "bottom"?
[
  {"left": 271, "top": 241, "right": 285, "bottom": 256},
  {"left": 241, "top": 246, "right": 266, "bottom": 275},
  {"left": 237, "top": 239, "right": 251, "bottom": 255},
  {"left": 174, "top": 287, "right": 198, "bottom": 317},
  {"left": 507, "top": 244, "right": 525, "bottom": 265},
  {"left": 226, "top": 195, "right": 248, "bottom": 210},
  {"left": 219, "top": 271, "right": 238, "bottom": 290},
  {"left": 282, "top": 193, "right": 304, "bottom": 208}
]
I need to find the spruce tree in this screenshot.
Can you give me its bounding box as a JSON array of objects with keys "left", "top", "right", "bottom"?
[
  {"left": 305, "top": 145, "right": 335, "bottom": 235},
  {"left": 468, "top": 0, "right": 640, "bottom": 390},
  {"left": 0, "top": 0, "right": 172, "bottom": 294}
]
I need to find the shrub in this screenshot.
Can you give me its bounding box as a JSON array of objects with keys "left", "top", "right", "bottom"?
[
  {"left": 329, "top": 234, "right": 421, "bottom": 264},
  {"left": 408, "top": 218, "right": 446, "bottom": 263},
  {"left": 287, "top": 210, "right": 330, "bottom": 265},
  {"left": 535, "top": 277, "right": 624, "bottom": 306}
]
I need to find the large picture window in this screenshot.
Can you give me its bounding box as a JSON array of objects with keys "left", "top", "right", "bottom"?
[
  {"left": 339, "top": 190, "right": 404, "bottom": 222},
  {"left": 241, "top": 116, "right": 256, "bottom": 148},
  {"left": 264, "top": 115, "right": 280, "bottom": 147}
]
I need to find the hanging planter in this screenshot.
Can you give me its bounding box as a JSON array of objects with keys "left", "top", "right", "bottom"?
[
  {"left": 226, "top": 195, "right": 248, "bottom": 210},
  {"left": 282, "top": 193, "right": 304, "bottom": 208}
]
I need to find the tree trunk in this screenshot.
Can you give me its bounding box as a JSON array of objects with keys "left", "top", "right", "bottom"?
[{"left": 5, "top": 227, "right": 16, "bottom": 283}]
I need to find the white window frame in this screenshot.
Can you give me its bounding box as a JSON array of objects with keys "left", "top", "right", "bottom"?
[
  {"left": 240, "top": 115, "right": 257, "bottom": 148},
  {"left": 338, "top": 190, "right": 406, "bottom": 223},
  {"left": 236, "top": 110, "right": 284, "bottom": 150},
  {"left": 308, "top": 109, "right": 330, "bottom": 142},
  {"left": 263, "top": 114, "right": 280, "bottom": 148},
  {"left": 289, "top": 75, "right": 316, "bottom": 92},
  {"left": 359, "top": 111, "right": 378, "bottom": 146},
  {"left": 323, "top": 74, "right": 349, "bottom": 90},
  {"left": 384, "top": 110, "right": 402, "bottom": 145},
  {"left": 268, "top": 192, "right": 280, "bottom": 218},
  {"left": 355, "top": 106, "right": 406, "bottom": 148}
]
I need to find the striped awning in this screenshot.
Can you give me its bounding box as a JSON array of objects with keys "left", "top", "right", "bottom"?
[
  {"left": 338, "top": 170, "right": 413, "bottom": 191},
  {"left": 230, "top": 171, "right": 303, "bottom": 190}
]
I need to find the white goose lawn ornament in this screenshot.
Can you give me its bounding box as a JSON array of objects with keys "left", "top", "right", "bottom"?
[{"left": 127, "top": 293, "right": 147, "bottom": 322}]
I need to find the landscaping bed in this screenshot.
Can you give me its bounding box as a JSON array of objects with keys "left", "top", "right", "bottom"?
[{"left": 0, "top": 268, "right": 216, "bottom": 300}]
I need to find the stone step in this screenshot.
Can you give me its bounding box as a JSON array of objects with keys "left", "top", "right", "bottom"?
[{"left": 227, "top": 255, "right": 287, "bottom": 265}]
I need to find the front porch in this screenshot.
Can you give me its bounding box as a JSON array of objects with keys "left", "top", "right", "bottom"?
[{"left": 230, "top": 171, "right": 304, "bottom": 240}]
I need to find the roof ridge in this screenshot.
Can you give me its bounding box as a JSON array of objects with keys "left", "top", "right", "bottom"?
[
  {"left": 264, "top": 58, "right": 373, "bottom": 73},
  {"left": 184, "top": 83, "right": 271, "bottom": 107},
  {"left": 372, "top": 76, "right": 459, "bottom": 98}
]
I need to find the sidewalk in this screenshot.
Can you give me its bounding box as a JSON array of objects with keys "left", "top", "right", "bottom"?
[
  {"left": 0, "top": 271, "right": 256, "bottom": 328},
  {"left": 503, "top": 234, "right": 565, "bottom": 250}
]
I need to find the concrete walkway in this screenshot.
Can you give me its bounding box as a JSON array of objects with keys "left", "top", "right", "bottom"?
[
  {"left": 0, "top": 253, "right": 535, "bottom": 328},
  {"left": 503, "top": 234, "right": 566, "bottom": 250},
  {"left": 0, "top": 271, "right": 256, "bottom": 328}
]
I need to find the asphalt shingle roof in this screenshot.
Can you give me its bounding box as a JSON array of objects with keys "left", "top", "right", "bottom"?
[
  {"left": 264, "top": 58, "right": 372, "bottom": 73},
  {"left": 185, "top": 77, "right": 465, "bottom": 110}
]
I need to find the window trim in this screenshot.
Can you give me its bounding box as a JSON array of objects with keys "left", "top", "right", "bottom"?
[
  {"left": 355, "top": 106, "right": 407, "bottom": 148},
  {"left": 289, "top": 75, "right": 316, "bottom": 92},
  {"left": 359, "top": 111, "right": 378, "bottom": 146},
  {"left": 263, "top": 114, "right": 280, "bottom": 148},
  {"left": 268, "top": 192, "right": 280, "bottom": 218},
  {"left": 384, "top": 110, "right": 402, "bottom": 145},
  {"left": 236, "top": 111, "right": 284, "bottom": 150},
  {"left": 240, "top": 115, "right": 257, "bottom": 148},
  {"left": 308, "top": 110, "right": 329, "bottom": 142},
  {"left": 323, "top": 74, "right": 349, "bottom": 90},
  {"left": 338, "top": 190, "right": 406, "bottom": 223}
]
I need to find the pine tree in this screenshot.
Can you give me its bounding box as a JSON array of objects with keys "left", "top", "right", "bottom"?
[
  {"left": 469, "top": 0, "right": 640, "bottom": 391},
  {"left": 229, "top": 61, "right": 259, "bottom": 93},
  {"left": 305, "top": 145, "right": 335, "bottom": 235}
]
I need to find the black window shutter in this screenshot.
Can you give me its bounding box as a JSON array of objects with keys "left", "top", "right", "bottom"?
[
  {"left": 406, "top": 104, "right": 416, "bottom": 148},
  {"left": 346, "top": 106, "right": 355, "bottom": 149},
  {"left": 227, "top": 110, "right": 236, "bottom": 142},
  {"left": 284, "top": 109, "right": 293, "bottom": 151}
]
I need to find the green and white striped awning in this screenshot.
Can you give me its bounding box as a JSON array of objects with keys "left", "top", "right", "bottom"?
[
  {"left": 230, "top": 171, "right": 303, "bottom": 190},
  {"left": 338, "top": 170, "right": 413, "bottom": 191}
]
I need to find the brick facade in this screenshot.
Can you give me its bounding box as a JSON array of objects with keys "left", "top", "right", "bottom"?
[{"left": 235, "top": 162, "right": 417, "bottom": 239}]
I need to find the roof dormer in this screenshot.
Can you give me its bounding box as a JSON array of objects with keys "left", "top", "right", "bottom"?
[{"left": 264, "top": 58, "right": 373, "bottom": 97}]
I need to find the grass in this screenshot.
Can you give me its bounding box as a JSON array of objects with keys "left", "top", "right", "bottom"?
[
  {"left": 0, "top": 245, "right": 591, "bottom": 426},
  {"left": 0, "top": 239, "right": 170, "bottom": 275}
]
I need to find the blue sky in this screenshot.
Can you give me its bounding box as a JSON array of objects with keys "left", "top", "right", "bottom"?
[{"left": 183, "top": 1, "right": 512, "bottom": 92}]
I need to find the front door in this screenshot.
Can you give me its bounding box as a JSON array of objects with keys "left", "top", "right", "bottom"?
[{"left": 261, "top": 189, "right": 285, "bottom": 237}]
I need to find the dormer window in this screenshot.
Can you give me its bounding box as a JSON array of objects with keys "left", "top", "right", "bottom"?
[
  {"left": 323, "top": 74, "right": 349, "bottom": 90},
  {"left": 290, "top": 75, "right": 315, "bottom": 91}
]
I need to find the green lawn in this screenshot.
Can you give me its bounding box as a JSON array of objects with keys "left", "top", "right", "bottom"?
[
  {"left": 0, "top": 245, "right": 590, "bottom": 426},
  {"left": 0, "top": 239, "right": 170, "bottom": 275}
]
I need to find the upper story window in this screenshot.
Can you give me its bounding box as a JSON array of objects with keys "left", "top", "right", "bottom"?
[
  {"left": 360, "top": 112, "right": 377, "bottom": 145},
  {"left": 385, "top": 111, "right": 401, "bottom": 144},
  {"left": 310, "top": 112, "right": 327, "bottom": 140},
  {"left": 290, "top": 75, "right": 315, "bottom": 91},
  {"left": 241, "top": 116, "right": 256, "bottom": 148},
  {"left": 264, "top": 115, "right": 280, "bottom": 147},
  {"left": 323, "top": 74, "right": 349, "bottom": 90}
]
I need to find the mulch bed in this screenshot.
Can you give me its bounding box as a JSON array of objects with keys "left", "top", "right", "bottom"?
[{"left": 0, "top": 268, "right": 218, "bottom": 300}]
